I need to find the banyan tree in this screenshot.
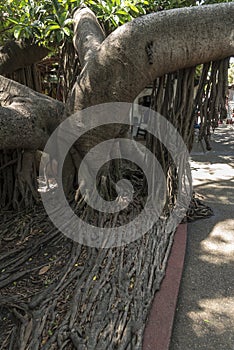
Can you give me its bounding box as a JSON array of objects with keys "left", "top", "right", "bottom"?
[{"left": 0, "top": 2, "right": 233, "bottom": 349}]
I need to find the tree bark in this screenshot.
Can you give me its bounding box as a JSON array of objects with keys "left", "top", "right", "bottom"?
[
  {"left": 0, "top": 41, "right": 49, "bottom": 75},
  {"left": 64, "top": 3, "right": 234, "bottom": 184},
  {"left": 0, "top": 5, "right": 233, "bottom": 346},
  {"left": 0, "top": 3, "right": 233, "bottom": 196},
  {"left": 0, "top": 75, "right": 65, "bottom": 150},
  {"left": 73, "top": 5, "right": 106, "bottom": 67},
  {"left": 70, "top": 3, "right": 234, "bottom": 112},
  {"left": 0, "top": 4, "right": 233, "bottom": 155},
  {"left": 0, "top": 76, "right": 64, "bottom": 208}
]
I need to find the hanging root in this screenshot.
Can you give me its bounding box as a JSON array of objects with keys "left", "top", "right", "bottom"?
[
  {"left": 194, "top": 58, "right": 229, "bottom": 150},
  {"left": 0, "top": 58, "right": 230, "bottom": 349}
]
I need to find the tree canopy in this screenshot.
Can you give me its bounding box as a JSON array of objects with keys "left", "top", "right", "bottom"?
[{"left": 1, "top": 0, "right": 233, "bottom": 48}]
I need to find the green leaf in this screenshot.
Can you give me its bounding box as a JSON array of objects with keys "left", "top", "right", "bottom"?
[
  {"left": 46, "top": 24, "right": 61, "bottom": 33},
  {"left": 110, "top": 17, "right": 118, "bottom": 27},
  {"left": 62, "top": 26, "right": 70, "bottom": 36},
  {"left": 33, "top": 27, "right": 42, "bottom": 37},
  {"left": 56, "top": 30, "right": 64, "bottom": 42},
  {"left": 7, "top": 17, "right": 19, "bottom": 25},
  {"left": 63, "top": 18, "right": 74, "bottom": 26},
  {"left": 129, "top": 4, "right": 139, "bottom": 13},
  {"left": 14, "top": 26, "right": 22, "bottom": 39},
  {"left": 116, "top": 10, "right": 129, "bottom": 15},
  {"left": 52, "top": 0, "right": 60, "bottom": 13},
  {"left": 87, "top": 0, "right": 97, "bottom": 5},
  {"left": 59, "top": 11, "right": 67, "bottom": 25},
  {"left": 24, "top": 26, "right": 33, "bottom": 39}
]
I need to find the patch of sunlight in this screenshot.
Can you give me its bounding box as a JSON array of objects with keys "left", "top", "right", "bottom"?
[
  {"left": 191, "top": 162, "right": 234, "bottom": 184},
  {"left": 209, "top": 163, "right": 234, "bottom": 178},
  {"left": 200, "top": 219, "right": 234, "bottom": 264},
  {"left": 188, "top": 297, "right": 234, "bottom": 337}
]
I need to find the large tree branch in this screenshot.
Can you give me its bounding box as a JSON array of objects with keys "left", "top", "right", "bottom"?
[
  {"left": 73, "top": 5, "right": 106, "bottom": 68},
  {"left": 1, "top": 4, "right": 233, "bottom": 158},
  {"left": 0, "top": 75, "right": 64, "bottom": 150},
  {"left": 0, "top": 41, "right": 49, "bottom": 75},
  {"left": 64, "top": 2, "right": 234, "bottom": 181},
  {"left": 70, "top": 3, "right": 234, "bottom": 112}
]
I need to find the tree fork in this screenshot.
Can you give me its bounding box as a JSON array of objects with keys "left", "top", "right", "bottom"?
[
  {"left": 67, "top": 3, "right": 234, "bottom": 172},
  {"left": 70, "top": 3, "right": 234, "bottom": 112}
]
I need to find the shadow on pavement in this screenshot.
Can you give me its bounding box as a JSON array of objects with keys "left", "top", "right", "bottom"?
[{"left": 170, "top": 126, "right": 234, "bottom": 350}]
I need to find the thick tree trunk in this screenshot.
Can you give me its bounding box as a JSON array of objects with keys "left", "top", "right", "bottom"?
[
  {"left": 0, "top": 75, "right": 65, "bottom": 150},
  {"left": 0, "top": 76, "right": 64, "bottom": 208},
  {"left": 63, "top": 3, "right": 234, "bottom": 191},
  {"left": 0, "top": 5, "right": 232, "bottom": 349},
  {"left": 0, "top": 3, "right": 233, "bottom": 200},
  {"left": 0, "top": 3, "right": 233, "bottom": 155}
]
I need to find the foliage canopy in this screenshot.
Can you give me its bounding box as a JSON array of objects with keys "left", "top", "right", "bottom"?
[{"left": 1, "top": 0, "right": 232, "bottom": 50}]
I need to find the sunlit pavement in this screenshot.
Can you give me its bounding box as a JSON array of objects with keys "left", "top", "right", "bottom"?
[{"left": 170, "top": 125, "right": 234, "bottom": 350}]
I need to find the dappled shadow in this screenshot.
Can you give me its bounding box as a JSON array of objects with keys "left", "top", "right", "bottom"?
[
  {"left": 170, "top": 214, "right": 234, "bottom": 349},
  {"left": 170, "top": 126, "right": 234, "bottom": 350},
  {"left": 170, "top": 217, "right": 234, "bottom": 349},
  {"left": 194, "top": 180, "right": 234, "bottom": 205}
]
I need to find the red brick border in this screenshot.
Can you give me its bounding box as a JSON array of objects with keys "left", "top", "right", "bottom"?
[{"left": 143, "top": 223, "right": 187, "bottom": 350}]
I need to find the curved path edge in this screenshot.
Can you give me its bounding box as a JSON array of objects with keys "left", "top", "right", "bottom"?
[{"left": 143, "top": 223, "right": 187, "bottom": 350}]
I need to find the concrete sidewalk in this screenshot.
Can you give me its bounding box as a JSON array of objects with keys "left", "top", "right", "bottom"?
[{"left": 170, "top": 125, "right": 234, "bottom": 350}]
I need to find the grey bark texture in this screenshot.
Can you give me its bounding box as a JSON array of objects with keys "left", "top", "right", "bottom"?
[
  {"left": 70, "top": 3, "right": 234, "bottom": 112},
  {"left": 0, "top": 75, "right": 64, "bottom": 150},
  {"left": 65, "top": 3, "right": 234, "bottom": 181},
  {"left": 0, "top": 3, "right": 233, "bottom": 156},
  {"left": 73, "top": 5, "right": 106, "bottom": 67}
]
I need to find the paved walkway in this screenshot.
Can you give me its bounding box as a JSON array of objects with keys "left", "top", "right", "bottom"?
[{"left": 170, "top": 125, "right": 234, "bottom": 350}]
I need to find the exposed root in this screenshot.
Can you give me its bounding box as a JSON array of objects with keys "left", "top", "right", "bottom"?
[
  {"left": 0, "top": 203, "right": 175, "bottom": 350},
  {"left": 0, "top": 59, "right": 227, "bottom": 349},
  {"left": 184, "top": 193, "right": 214, "bottom": 222}
]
